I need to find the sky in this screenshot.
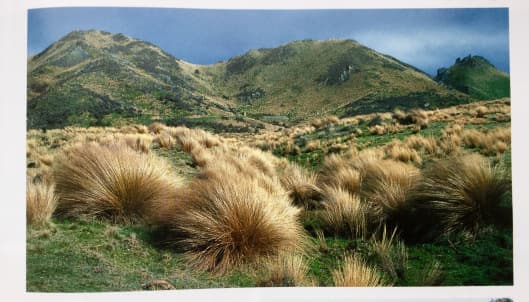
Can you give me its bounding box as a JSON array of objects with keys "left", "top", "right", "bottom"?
[{"left": 27, "top": 7, "right": 510, "bottom": 75}]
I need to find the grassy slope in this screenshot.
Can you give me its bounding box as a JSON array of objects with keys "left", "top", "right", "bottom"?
[
  {"left": 435, "top": 56, "right": 510, "bottom": 100},
  {"left": 28, "top": 30, "right": 226, "bottom": 129},
  {"left": 202, "top": 39, "right": 471, "bottom": 122},
  {"left": 26, "top": 101, "right": 512, "bottom": 291}
]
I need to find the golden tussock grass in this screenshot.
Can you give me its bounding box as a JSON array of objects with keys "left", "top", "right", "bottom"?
[
  {"left": 311, "top": 115, "right": 339, "bottom": 129},
  {"left": 304, "top": 140, "right": 320, "bottom": 152},
  {"left": 278, "top": 163, "right": 323, "bottom": 208},
  {"left": 148, "top": 122, "right": 166, "bottom": 134},
  {"left": 178, "top": 136, "right": 199, "bottom": 153},
  {"left": 284, "top": 141, "right": 301, "bottom": 155},
  {"left": 332, "top": 254, "right": 385, "bottom": 287},
  {"left": 186, "top": 128, "right": 221, "bottom": 148},
  {"left": 318, "top": 154, "right": 362, "bottom": 194},
  {"left": 153, "top": 132, "right": 175, "bottom": 149},
  {"left": 327, "top": 142, "right": 349, "bottom": 154},
  {"left": 165, "top": 125, "right": 189, "bottom": 138},
  {"left": 121, "top": 124, "right": 148, "bottom": 134},
  {"left": 190, "top": 146, "right": 213, "bottom": 167},
  {"left": 154, "top": 171, "right": 305, "bottom": 273},
  {"left": 243, "top": 148, "right": 278, "bottom": 178},
  {"left": 370, "top": 227, "right": 408, "bottom": 282},
  {"left": 38, "top": 154, "right": 54, "bottom": 167},
  {"left": 461, "top": 127, "right": 511, "bottom": 155},
  {"left": 359, "top": 159, "right": 420, "bottom": 226},
  {"left": 474, "top": 105, "right": 488, "bottom": 117},
  {"left": 393, "top": 109, "right": 429, "bottom": 128},
  {"left": 392, "top": 109, "right": 407, "bottom": 122},
  {"left": 442, "top": 123, "right": 464, "bottom": 137},
  {"left": 368, "top": 124, "right": 387, "bottom": 135},
  {"left": 27, "top": 180, "right": 57, "bottom": 227},
  {"left": 257, "top": 254, "right": 311, "bottom": 287},
  {"left": 385, "top": 143, "right": 422, "bottom": 164},
  {"left": 408, "top": 153, "right": 510, "bottom": 239},
  {"left": 438, "top": 135, "right": 463, "bottom": 156},
  {"left": 53, "top": 142, "right": 181, "bottom": 223},
  {"left": 321, "top": 186, "right": 368, "bottom": 238},
  {"left": 403, "top": 135, "right": 438, "bottom": 155},
  {"left": 121, "top": 134, "right": 153, "bottom": 153}
]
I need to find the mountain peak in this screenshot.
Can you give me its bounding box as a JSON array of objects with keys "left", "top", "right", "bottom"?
[
  {"left": 435, "top": 55, "right": 509, "bottom": 100},
  {"left": 454, "top": 54, "right": 494, "bottom": 68}
]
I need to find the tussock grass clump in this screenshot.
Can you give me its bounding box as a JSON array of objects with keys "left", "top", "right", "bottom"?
[
  {"left": 360, "top": 160, "right": 420, "bottom": 226},
  {"left": 304, "top": 140, "right": 320, "bottom": 152},
  {"left": 332, "top": 255, "right": 385, "bottom": 287},
  {"left": 121, "top": 124, "right": 148, "bottom": 134},
  {"left": 318, "top": 153, "right": 362, "bottom": 195},
  {"left": 27, "top": 180, "right": 57, "bottom": 226},
  {"left": 279, "top": 163, "right": 323, "bottom": 208},
  {"left": 178, "top": 136, "right": 199, "bottom": 153},
  {"left": 393, "top": 109, "right": 429, "bottom": 128},
  {"left": 243, "top": 147, "right": 278, "bottom": 178},
  {"left": 153, "top": 133, "right": 175, "bottom": 149},
  {"left": 407, "top": 154, "right": 510, "bottom": 240},
  {"left": 370, "top": 227, "right": 408, "bottom": 283},
  {"left": 148, "top": 122, "right": 166, "bottom": 134},
  {"left": 385, "top": 143, "right": 422, "bottom": 164},
  {"left": 311, "top": 115, "right": 340, "bottom": 129},
  {"left": 460, "top": 127, "right": 511, "bottom": 156},
  {"left": 121, "top": 134, "right": 153, "bottom": 153},
  {"left": 53, "top": 142, "right": 180, "bottom": 223},
  {"left": 404, "top": 135, "right": 438, "bottom": 155},
  {"left": 368, "top": 124, "right": 386, "bottom": 135},
  {"left": 258, "top": 254, "right": 311, "bottom": 287},
  {"left": 155, "top": 170, "right": 305, "bottom": 273},
  {"left": 321, "top": 187, "right": 367, "bottom": 238},
  {"left": 190, "top": 146, "right": 213, "bottom": 167},
  {"left": 474, "top": 105, "right": 488, "bottom": 117}
]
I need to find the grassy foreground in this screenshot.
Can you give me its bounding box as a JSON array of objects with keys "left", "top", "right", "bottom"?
[
  {"left": 27, "top": 219, "right": 511, "bottom": 291},
  {"left": 26, "top": 99, "right": 512, "bottom": 291}
]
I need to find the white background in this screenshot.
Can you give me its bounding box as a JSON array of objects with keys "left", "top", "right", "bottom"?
[{"left": 1, "top": 1, "right": 527, "bottom": 301}]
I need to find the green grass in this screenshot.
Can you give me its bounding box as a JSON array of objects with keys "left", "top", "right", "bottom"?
[
  {"left": 28, "top": 225, "right": 507, "bottom": 290},
  {"left": 26, "top": 100, "right": 513, "bottom": 291},
  {"left": 404, "top": 228, "right": 513, "bottom": 286},
  {"left": 27, "top": 219, "right": 256, "bottom": 292}
]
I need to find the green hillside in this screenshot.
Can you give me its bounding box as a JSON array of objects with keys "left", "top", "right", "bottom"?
[
  {"left": 27, "top": 30, "right": 230, "bottom": 129},
  {"left": 200, "top": 39, "right": 472, "bottom": 121},
  {"left": 434, "top": 55, "right": 510, "bottom": 100},
  {"left": 28, "top": 31, "right": 475, "bottom": 129}
]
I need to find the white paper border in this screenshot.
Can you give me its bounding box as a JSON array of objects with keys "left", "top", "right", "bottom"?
[{"left": 1, "top": 1, "right": 528, "bottom": 301}]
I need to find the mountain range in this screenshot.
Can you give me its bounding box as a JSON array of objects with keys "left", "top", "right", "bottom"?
[{"left": 27, "top": 30, "right": 509, "bottom": 129}]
